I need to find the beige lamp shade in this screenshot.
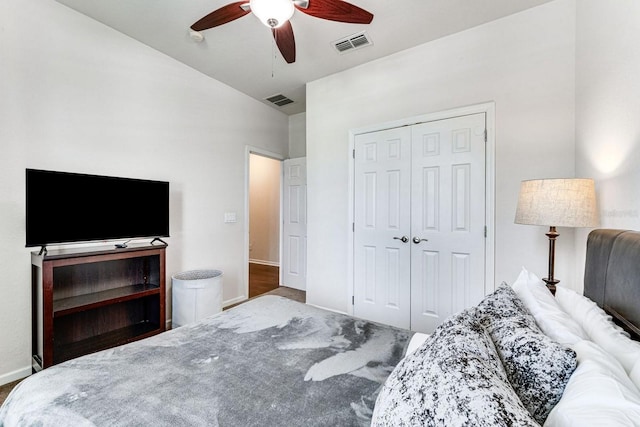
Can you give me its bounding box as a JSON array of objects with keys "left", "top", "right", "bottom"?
[{"left": 515, "top": 178, "right": 599, "bottom": 228}]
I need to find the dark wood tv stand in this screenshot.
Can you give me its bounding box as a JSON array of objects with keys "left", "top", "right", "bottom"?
[{"left": 31, "top": 243, "right": 166, "bottom": 370}]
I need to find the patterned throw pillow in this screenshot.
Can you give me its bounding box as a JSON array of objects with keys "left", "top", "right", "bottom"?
[
  {"left": 372, "top": 309, "right": 540, "bottom": 427},
  {"left": 476, "top": 285, "right": 577, "bottom": 424}
]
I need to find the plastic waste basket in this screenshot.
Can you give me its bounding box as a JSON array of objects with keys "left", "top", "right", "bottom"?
[{"left": 172, "top": 269, "right": 223, "bottom": 328}]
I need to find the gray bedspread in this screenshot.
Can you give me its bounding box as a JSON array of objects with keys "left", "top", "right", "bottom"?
[{"left": 0, "top": 296, "right": 411, "bottom": 426}]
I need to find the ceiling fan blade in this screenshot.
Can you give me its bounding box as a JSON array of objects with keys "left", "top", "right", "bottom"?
[
  {"left": 297, "top": 0, "right": 373, "bottom": 24},
  {"left": 191, "top": 2, "right": 251, "bottom": 31},
  {"left": 272, "top": 21, "right": 296, "bottom": 64}
]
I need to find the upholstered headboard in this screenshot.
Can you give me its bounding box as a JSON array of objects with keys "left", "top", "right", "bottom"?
[{"left": 584, "top": 229, "right": 640, "bottom": 339}]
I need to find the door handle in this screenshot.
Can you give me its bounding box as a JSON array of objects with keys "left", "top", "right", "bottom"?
[
  {"left": 412, "top": 237, "right": 428, "bottom": 244},
  {"left": 393, "top": 236, "right": 409, "bottom": 243}
]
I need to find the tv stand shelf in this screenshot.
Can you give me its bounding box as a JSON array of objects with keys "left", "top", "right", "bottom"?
[
  {"left": 53, "top": 283, "right": 160, "bottom": 317},
  {"left": 32, "top": 244, "right": 166, "bottom": 370},
  {"left": 54, "top": 322, "right": 160, "bottom": 364}
]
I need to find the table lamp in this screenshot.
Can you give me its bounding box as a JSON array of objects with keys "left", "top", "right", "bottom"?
[{"left": 515, "top": 178, "right": 599, "bottom": 293}]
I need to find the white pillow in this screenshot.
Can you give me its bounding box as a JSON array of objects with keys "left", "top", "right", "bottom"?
[
  {"left": 405, "top": 332, "right": 429, "bottom": 356},
  {"left": 544, "top": 340, "right": 640, "bottom": 427},
  {"left": 555, "top": 286, "right": 640, "bottom": 375},
  {"left": 632, "top": 361, "right": 640, "bottom": 392},
  {"left": 511, "top": 267, "right": 588, "bottom": 346}
]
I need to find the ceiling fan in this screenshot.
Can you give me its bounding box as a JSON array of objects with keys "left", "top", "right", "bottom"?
[{"left": 190, "top": 0, "right": 374, "bottom": 64}]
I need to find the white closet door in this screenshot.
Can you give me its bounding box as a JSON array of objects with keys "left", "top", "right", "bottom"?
[
  {"left": 410, "top": 113, "right": 486, "bottom": 333},
  {"left": 353, "top": 128, "right": 412, "bottom": 329},
  {"left": 282, "top": 158, "right": 307, "bottom": 291},
  {"left": 353, "top": 113, "right": 487, "bottom": 333}
]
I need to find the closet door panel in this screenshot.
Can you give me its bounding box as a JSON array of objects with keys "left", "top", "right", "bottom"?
[
  {"left": 410, "top": 113, "right": 486, "bottom": 333},
  {"left": 354, "top": 128, "right": 412, "bottom": 329}
]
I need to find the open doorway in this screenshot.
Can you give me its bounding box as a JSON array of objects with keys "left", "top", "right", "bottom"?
[{"left": 248, "top": 153, "right": 282, "bottom": 298}]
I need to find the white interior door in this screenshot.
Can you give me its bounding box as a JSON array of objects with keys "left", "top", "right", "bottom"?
[
  {"left": 409, "top": 114, "right": 486, "bottom": 332},
  {"left": 353, "top": 113, "right": 487, "bottom": 333},
  {"left": 282, "top": 157, "right": 307, "bottom": 290},
  {"left": 353, "top": 128, "right": 412, "bottom": 329}
]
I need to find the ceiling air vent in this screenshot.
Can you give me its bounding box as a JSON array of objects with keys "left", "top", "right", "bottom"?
[
  {"left": 265, "top": 94, "right": 294, "bottom": 107},
  {"left": 333, "top": 31, "right": 372, "bottom": 54}
]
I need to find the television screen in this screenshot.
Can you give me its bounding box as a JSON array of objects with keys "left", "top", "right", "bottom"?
[{"left": 26, "top": 169, "right": 170, "bottom": 247}]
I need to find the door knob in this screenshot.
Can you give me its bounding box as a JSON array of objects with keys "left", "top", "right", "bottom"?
[
  {"left": 412, "top": 237, "right": 428, "bottom": 244},
  {"left": 393, "top": 236, "right": 409, "bottom": 243}
]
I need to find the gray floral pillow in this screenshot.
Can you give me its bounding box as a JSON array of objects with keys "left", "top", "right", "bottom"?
[
  {"left": 372, "top": 309, "right": 540, "bottom": 427},
  {"left": 476, "top": 284, "right": 577, "bottom": 424}
]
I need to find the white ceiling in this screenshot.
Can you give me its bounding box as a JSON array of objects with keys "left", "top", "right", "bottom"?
[{"left": 55, "top": 0, "right": 554, "bottom": 115}]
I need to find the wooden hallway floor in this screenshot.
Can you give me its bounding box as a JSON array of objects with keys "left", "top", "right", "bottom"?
[
  {"left": 248, "top": 262, "right": 305, "bottom": 303},
  {"left": 249, "top": 263, "right": 280, "bottom": 298}
]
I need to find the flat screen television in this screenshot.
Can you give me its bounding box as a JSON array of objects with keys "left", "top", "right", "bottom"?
[{"left": 26, "top": 169, "right": 170, "bottom": 248}]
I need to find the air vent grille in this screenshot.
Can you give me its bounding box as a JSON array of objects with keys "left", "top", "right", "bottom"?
[
  {"left": 265, "top": 94, "right": 294, "bottom": 107},
  {"left": 335, "top": 40, "right": 353, "bottom": 53},
  {"left": 332, "top": 31, "right": 372, "bottom": 54},
  {"left": 350, "top": 34, "right": 369, "bottom": 48}
]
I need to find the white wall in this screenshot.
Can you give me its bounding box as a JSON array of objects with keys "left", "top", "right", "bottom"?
[
  {"left": 574, "top": 0, "right": 640, "bottom": 289},
  {"left": 288, "top": 112, "right": 307, "bottom": 158},
  {"left": 306, "top": 0, "right": 577, "bottom": 313},
  {"left": 0, "top": 0, "right": 288, "bottom": 384}
]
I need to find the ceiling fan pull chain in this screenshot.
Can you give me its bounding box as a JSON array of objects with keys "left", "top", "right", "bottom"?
[{"left": 272, "top": 37, "right": 275, "bottom": 78}]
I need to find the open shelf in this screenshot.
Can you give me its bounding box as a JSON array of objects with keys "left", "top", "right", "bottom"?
[
  {"left": 53, "top": 321, "right": 160, "bottom": 364},
  {"left": 54, "top": 283, "right": 160, "bottom": 317}
]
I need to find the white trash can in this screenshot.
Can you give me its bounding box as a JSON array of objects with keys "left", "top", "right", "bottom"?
[{"left": 172, "top": 269, "right": 223, "bottom": 328}]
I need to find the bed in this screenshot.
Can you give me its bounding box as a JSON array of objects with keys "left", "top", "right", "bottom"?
[{"left": 1, "top": 229, "right": 640, "bottom": 426}]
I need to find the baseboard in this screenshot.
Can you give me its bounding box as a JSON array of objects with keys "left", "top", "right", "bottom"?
[
  {"left": 248, "top": 259, "right": 280, "bottom": 267},
  {"left": 0, "top": 366, "right": 31, "bottom": 386},
  {"left": 282, "top": 283, "right": 306, "bottom": 291},
  {"left": 305, "top": 302, "right": 348, "bottom": 316},
  {"left": 223, "top": 295, "right": 247, "bottom": 308}
]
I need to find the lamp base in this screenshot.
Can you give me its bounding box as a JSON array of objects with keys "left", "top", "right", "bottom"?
[
  {"left": 543, "top": 226, "right": 560, "bottom": 296},
  {"left": 542, "top": 278, "right": 559, "bottom": 295}
]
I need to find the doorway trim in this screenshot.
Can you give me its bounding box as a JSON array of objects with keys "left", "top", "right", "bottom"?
[
  {"left": 346, "top": 102, "right": 496, "bottom": 316},
  {"left": 243, "top": 146, "right": 285, "bottom": 305}
]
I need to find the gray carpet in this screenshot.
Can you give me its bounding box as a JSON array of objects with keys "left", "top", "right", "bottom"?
[{"left": 259, "top": 286, "right": 305, "bottom": 303}]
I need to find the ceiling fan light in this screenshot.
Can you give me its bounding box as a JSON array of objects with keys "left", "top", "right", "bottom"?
[{"left": 250, "top": 0, "right": 294, "bottom": 28}]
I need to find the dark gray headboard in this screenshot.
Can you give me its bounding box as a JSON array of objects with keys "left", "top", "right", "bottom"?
[{"left": 584, "top": 229, "right": 640, "bottom": 339}]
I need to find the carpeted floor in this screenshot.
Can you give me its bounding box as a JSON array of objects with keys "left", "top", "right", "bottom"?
[
  {"left": 0, "top": 379, "right": 21, "bottom": 407},
  {"left": 225, "top": 285, "right": 305, "bottom": 309},
  {"left": 259, "top": 286, "right": 305, "bottom": 303}
]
